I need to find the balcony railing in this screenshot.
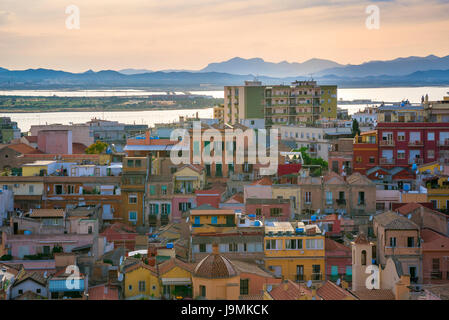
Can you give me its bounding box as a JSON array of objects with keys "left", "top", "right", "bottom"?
[
  {"left": 295, "top": 274, "right": 305, "bottom": 282},
  {"left": 437, "top": 140, "right": 449, "bottom": 147},
  {"left": 408, "top": 140, "right": 424, "bottom": 147},
  {"left": 380, "top": 140, "right": 395, "bottom": 147},
  {"left": 311, "top": 273, "right": 323, "bottom": 281},
  {"left": 380, "top": 157, "right": 395, "bottom": 165},
  {"left": 336, "top": 199, "right": 346, "bottom": 205},
  {"left": 431, "top": 271, "right": 442, "bottom": 280},
  {"left": 409, "top": 158, "right": 424, "bottom": 165}
]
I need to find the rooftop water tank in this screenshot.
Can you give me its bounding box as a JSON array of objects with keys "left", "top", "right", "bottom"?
[
  {"left": 311, "top": 215, "right": 317, "bottom": 222},
  {"left": 254, "top": 221, "right": 261, "bottom": 227},
  {"left": 296, "top": 228, "right": 304, "bottom": 234},
  {"left": 248, "top": 214, "right": 256, "bottom": 218},
  {"left": 24, "top": 230, "right": 32, "bottom": 235},
  {"left": 166, "top": 243, "right": 174, "bottom": 249}
]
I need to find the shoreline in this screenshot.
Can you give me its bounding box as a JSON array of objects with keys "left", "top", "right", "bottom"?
[{"left": 0, "top": 106, "right": 214, "bottom": 114}]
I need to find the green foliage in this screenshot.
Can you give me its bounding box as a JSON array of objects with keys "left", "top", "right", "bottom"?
[
  {"left": 0, "top": 254, "right": 12, "bottom": 261},
  {"left": 132, "top": 253, "right": 142, "bottom": 259},
  {"left": 85, "top": 141, "right": 109, "bottom": 154},
  {"left": 293, "top": 147, "right": 328, "bottom": 176},
  {"left": 351, "top": 119, "right": 361, "bottom": 138},
  {"left": 52, "top": 246, "right": 63, "bottom": 254}
]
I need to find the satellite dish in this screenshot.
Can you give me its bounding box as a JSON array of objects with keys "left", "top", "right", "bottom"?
[
  {"left": 407, "top": 214, "right": 412, "bottom": 219},
  {"left": 186, "top": 217, "right": 189, "bottom": 223},
  {"left": 322, "top": 230, "right": 326, "bottom": 236},
  {"left": 336, "top": 278, "right": 341, "bottom": 286},
  {"left": 316, "top": 209, "right": 320, "bottom": 214},
  {"left": 375, "top": 172, "right": 378, "bottom": 177},
  {"left": 369, "top": 215, "right": 373, "bottom": 221},
  {"left": 307, "top": 280, "right": 312, "bottom": 288},
  {"left": 338, "top": 214, "right": 342, "bottom": 220},
  {"left": 415, "top": 170, "right": 419, "bottom": 175},
  {"left": 267, "top": 285, "right": 272, "bottom": 292},
  {"left": 118, "top": 273, "right": 124, "bottom": 281},
  {"left": 119, "top": 256, "right": 124, "bottom": 265},
  {"left": 43, "top": 271, "right": 48, "bottom": 279}
]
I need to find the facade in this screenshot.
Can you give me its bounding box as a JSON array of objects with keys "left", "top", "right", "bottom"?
[
  {"left": 0, "top": 117, "right": 21, "bottom": 144},
  {"left": 328, "top": 138, "right": 353, "bottom": 176},
  {"left": 353, "top": 130, "right": 378, "bottom": 174},
  {"left": 421, "top": 228, "right": 449, "bottom": 284},
  {"left": 264, "top": 222, "right": 325, "bottom": 283},
  {"left": 325, "top": 238, "right": 352, "bottom": 285}
]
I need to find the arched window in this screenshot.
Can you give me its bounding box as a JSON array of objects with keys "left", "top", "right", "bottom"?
[{"left": 361, "top": 250, "right": 367, "bottom": 266}]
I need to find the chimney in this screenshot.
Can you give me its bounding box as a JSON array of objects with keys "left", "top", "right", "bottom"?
[{"left": 212, "top": 243, "right": 219, "bottom": 254}]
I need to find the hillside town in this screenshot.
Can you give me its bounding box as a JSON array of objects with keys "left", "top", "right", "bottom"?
[{"left": 1, "top": 81, "right": 449, "bottom": 301}]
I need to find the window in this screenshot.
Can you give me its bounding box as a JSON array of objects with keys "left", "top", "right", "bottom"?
[
  {"left": 128, "top": 194, "right": 138, "bottom": 204},
  {"left": 397, "top": 132, "right": 405, "bottom": 141},
  {"left": 18, "top": 289, "right": 23, "bottom": 295},
  {"left": 326, "top": 191, "right": 333, "bottom": 205},
  {"left": 128, "top": 211, "right": 137, "bottom": 222},
  {"left": 135, "top": 159, "right": 142, "bottom": 167},
  {"left": 361, "top": 250, "right": 367, "bottom": 265},
  {"left": 138, "top": 281, "right": 146, "bottom": 292},
  {"left": 36, "top": 288, "right": 41, "bottom": 294},
  {"left": 199, "top": 244, "right": 206, "bottom": 253},
  {"left": 67, "top": 185, "right": 75, "bottom": 194},
  {"left": 270, "top": 208, "right": 282, "bottom": 217},
  {"left": 216, "top": 164, "right": 222, "bottom": 177},
  {"left": 428, "top": 132, "right": 435, "bottom": 141},
  {"left": 356, "top": 156, "right": 362, "bottom": 163},
  {"left": 199, "top": 285, "right": 206, "bottom": 297},
  {"left": 407, "top": 237, "right": 415, "bottom": 248},
  {"left": 127, "top": 160, "right": 134, "bottom": 167},
  {"left": 161, "top": 185, "right": 167, "bottom": 195},
  {"left": 432, "top": 258, "right": 440, "bottom": 272},
  {"left": 358, "top": 192, "right": 365, "bottom": 205},
  {"left": 128, "top": 285, "right": 133, "bottom": 291},
  {"left": 369, "top": 157, "right": 375, "bottom": 163},
  {"left": 390, "top": 237, "right": 397, "bottom": 248},
  {"left": 55, "top": 185, "right": 63, "bottom": 195},
  {"left": 397, "top": 150, "right": 406, "bottom": 159},
  {"left": 266, "top": 239, "right": 278, "bottom": 250},
  {"left": 149, "top": 204, "right": 159, "bottom": 215},
  {"left": 149, "top": 185, "right": 156, "bottom": 195},
  {"left": 240, "top": 279, "right": 249, "bottom": 295},
  {"left": 305, "top": 192, "right": 312, "bottom": 204},
  {"left": 228, "top": 243, "right": 238, "bottom": 252},
  {"left": 286, "top": 239, "right": 303, "bottom": 249},
  {"left": 255, "top": 208, "right": 262, "bottom": 216},
  {"left": 428, "top": 150, "right": 435, "bottom": 159},
  {"left": 211, "top": 216, "right": 218, "bottom": 224},
  {"left": 29, "top": 185, "right": 34, "bottom": 194},
  {"left": 161, "top": 203, "right": 171, "bottom": 214},
  {"left": 179, "top": 202, "right": 191, "bottom": 212},
  {"left": 306, "top": 239, "right": 324, "bottom": 249}
]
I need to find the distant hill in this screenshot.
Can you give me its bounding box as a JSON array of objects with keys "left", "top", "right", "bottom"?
[
  {"left": 118, "top": 68, "right": 153, "bottom": 75},
  {"left": 200, "top": 57, "right": 343, "bottom": 77},
  {"left": 0, "top": 66, "right": 448, "bottom": 90},
  {"left": 318, "top": 54, "right": 449, "bottom": 77}
]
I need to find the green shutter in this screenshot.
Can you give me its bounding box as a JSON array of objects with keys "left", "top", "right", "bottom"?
[
  {"left": 150, "top": 185, "right": 156, "bottom": 195},
  {"left": 331, "top": 266, "right": 339, "bottom": 276},
  {"left": 167, "top": 204, "right": 171, "bottom": 214},
  {"left": 155, "top": 204, "right": 159, "bottom": 214}
]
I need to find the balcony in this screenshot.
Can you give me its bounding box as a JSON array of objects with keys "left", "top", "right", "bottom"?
[
  {"left": 311, "top": 273, "right": 323, "bottom": 281},
  {"left": 431, "top": 271, "right": 442, "bottom": 280},
  {"left": 437, "top": 140, "right": 449, "bottom": 147},
  {"left": 409, "top": 158, "right": 424, "bottom": 165},
  {"left": 408, "top": 140, "right": 424, "bottom": 147},
  {"left": 380, "top": 140, "right": 395, "bottom": 147},
  {"left": 380, "top": 157, "right": 395, "bottom": 165},
  {"left": 295, "top": 274, "right": 305, "bottom": 282},
  {"left": 336, "top": 199, "right": 346, "bottom": 205}
]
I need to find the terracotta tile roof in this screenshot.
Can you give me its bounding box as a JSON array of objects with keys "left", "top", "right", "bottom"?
[
  {"left": 88, "top": 284, "right": 119, "bottom": 300},
  {"left": 13, "top": 271, "right": 47, "bottom": 287},
  {"left": 227, "top": 193, "right": 244, "bottom": 204},
  {"left": 194, "top": 253, "right": 239, "bottom": 279},
  {"left": 231, "top": 260, "right": 275, "bottom": 278},
  {"left": 325, "top": 238, "right": 351, "bottom": 255},
  {"left": 421, "top": 228, "right": 449, "bottom": 251},
  {"left": 123, "top": 261, "right": 157, "bottom": 275},
  {"left": 29, "top": 209, "right": 64, "bottom": 218},
  {"left": 24, "top": 136, "right": 38, "bottom": 143},
  {"left": 354, "top": 233, "right": 370, "bottom": 244},
  {"left": 374, "top": 211, "right": 419, "bottom": 230},
  {"left": 6, "top": 143, "right": 41, "bottom": 155},
  {"left": 158, "top": 258, "right": 195, "bottom": 275},
  {"left": 351, "top": 289, "right": 395, "bottom": 300},
  {"left": 239, "top": 294, "right": 265, "bottom": 300},
  {"left": 72, "top": 143, "right": 88, "bottom": 154},
  {"left": 251, "top": 177, "right": 272, "bottom": 186},
  {"left": 268, "top": 280, "right": 312, "bottom": 300},
  {"left": 317, "top": 281, "right": 356, "bottom": 300},
  {"left": 396, "top": 203, "right": 423, "bottom": 215}
]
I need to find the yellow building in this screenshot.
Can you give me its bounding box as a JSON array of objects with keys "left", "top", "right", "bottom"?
[
  {"left": 190, "top": 206, "right": 236, "bottom": 235},
  {"left": 213, "top": 105, "right": 224, "bottom": 123},
  {"left": 418, "top": 162, "right": 441, "bottom": 174},
  {"left": 22, "top": 160, "right": 57, "bottom": 177},
  {"left": 122, "top": 260, "right": 160, "bottom": 300},
  {"left": 192, "top": 245, "right": 240, "bottom": 300},
  {"left": 426, "top": 176, "right": 449, "bottom": 210},
  {"left": 158, "top": 258, "right": 194, "bottom": 299},
  {"left": 173, "top": 165, "right": 206, "bottom": 194},
  {"left": 264, "top": 222, "right": 325, "bottom": 283},
  {"left": 121, "top": 157, "right": 148, "bottom": 226},
  {"left": 320, "top": 85, "right": 338, "bottom": 119}
]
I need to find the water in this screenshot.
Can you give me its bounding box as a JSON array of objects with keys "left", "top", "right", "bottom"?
[{"left": 1, "top": 86, "right": 448, "bottom": 132}]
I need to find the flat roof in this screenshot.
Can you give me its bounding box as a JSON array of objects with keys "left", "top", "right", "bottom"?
[{"left": 23, "top": 160, "right": 57, "bottom": 166}]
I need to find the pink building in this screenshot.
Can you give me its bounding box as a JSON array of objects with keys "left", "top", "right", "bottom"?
[
  {"left": 171, "top": 195, "right": 196, "bottom": 223},
  {"left": 245, "top": 198, "right": 291, "bottom": 221},
  {"left": 37, "top": 130, "right": 72, "bottom": 154}
]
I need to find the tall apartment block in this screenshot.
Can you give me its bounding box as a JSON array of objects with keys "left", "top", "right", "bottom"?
[{"left": 223, "top": 81, "right": 337, "bottom": 127}]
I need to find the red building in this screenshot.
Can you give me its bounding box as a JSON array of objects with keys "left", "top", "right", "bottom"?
[
  {"left": 245, "top": 198, "right": 291, "bottom": 221},
  {"left": 325, "top": 238, "right": 352, "bottom": 286},
  {"left": 195, "top": 186, "right": 226, "bottom": 209},
  {"left": 353, "top": 130, "right": 378, "bottom": 175},
  {"left": 377, "top": 122, "right": 449, "bottom": 168},
  {"left": 421, "top": 228, "right": 449, "bottom": 284}
]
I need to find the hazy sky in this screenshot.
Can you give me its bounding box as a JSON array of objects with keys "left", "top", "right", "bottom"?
[{"left": 0, "top": 0, "right": 448, "bottom": 72}]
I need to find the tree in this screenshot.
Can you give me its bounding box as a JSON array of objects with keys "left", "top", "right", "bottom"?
[
  {"left": 293, "top": 147, "right": 328, "bottom": 176},
  {"left": 85, "top": 141, "right": 109, "bottom": 154},
  {"left": 352, "top": 119, "right": 361, "bottom": 138}
]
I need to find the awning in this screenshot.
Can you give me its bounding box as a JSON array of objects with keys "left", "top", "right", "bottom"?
[{"left": 161, "top": 278, "right": 192, "bottom": 286}]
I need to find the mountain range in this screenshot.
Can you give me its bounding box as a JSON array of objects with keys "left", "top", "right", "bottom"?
[{"left": 1, "top": 54, "right": 449, "bottom": 90}]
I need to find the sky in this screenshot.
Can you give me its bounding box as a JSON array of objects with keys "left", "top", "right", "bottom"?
[{"left": 0, "top": 0, "right": 448, "bottom": 72}]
